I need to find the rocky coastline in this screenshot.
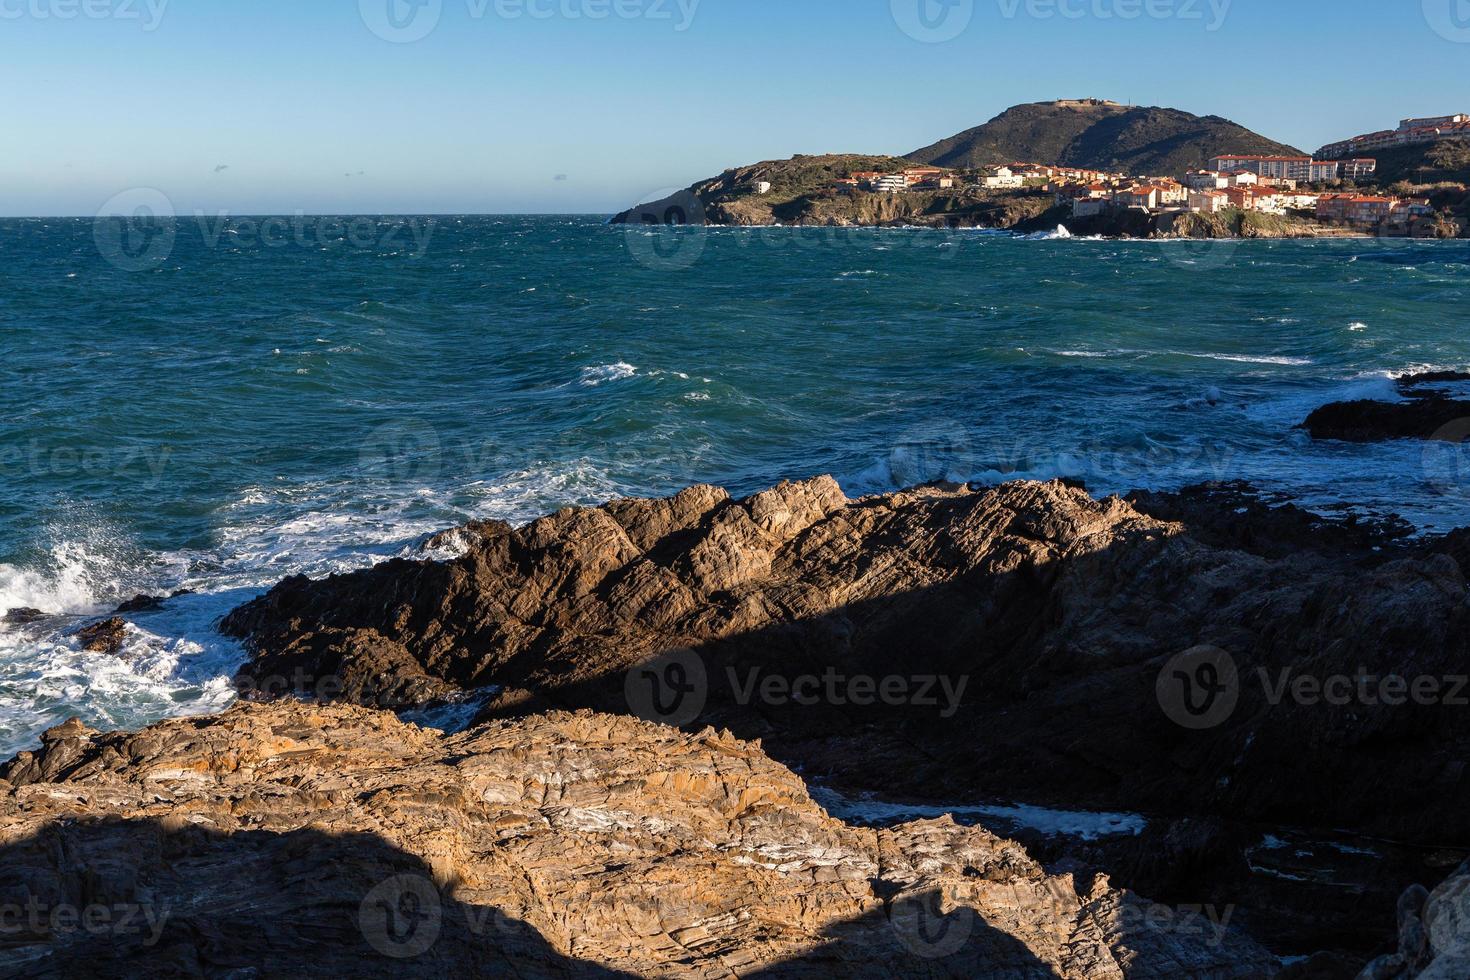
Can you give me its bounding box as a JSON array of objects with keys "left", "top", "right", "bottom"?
[{"left": 5, "top": 379, "right": 1470, "bottom": 976}]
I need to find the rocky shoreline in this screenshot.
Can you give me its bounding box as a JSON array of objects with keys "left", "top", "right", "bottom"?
[
  {"left": 3, "top": 470, "right": 1467, "bottom": 975},
  {"left": 5, "top": 377, "right": 1470, "bottom": 976}
]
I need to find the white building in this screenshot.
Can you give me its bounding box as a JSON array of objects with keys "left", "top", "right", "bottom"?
[
  {"left": 871, "top": 175, "right": 908, "bottom": 193},
  {"left": 1188, "top": 190, "right": 1230, "bottom": 213},
  {"left": 754, "top": 181, "right": 772, "bottom": 195},
  {"left": 1183, "top": 170, "right": 1230, "bottom": 190}
]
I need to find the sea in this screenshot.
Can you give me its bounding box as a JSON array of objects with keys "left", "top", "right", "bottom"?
[{"left": 1, "top": 214, "right": 1468, "bottom": 759}]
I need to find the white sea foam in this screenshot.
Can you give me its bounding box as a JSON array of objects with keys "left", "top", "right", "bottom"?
[
  {"left": 810, "top": 786, "right": 1145, "bottom": 840},
  {"left": 1020, "top": 225, "right": 1073, "bottom": 241},
  {"left": 579, "top": 362, "right": 637, "bottom": 386},
  {"left": 1179, "top": 352, "right": 1313, "bottom": 366}
]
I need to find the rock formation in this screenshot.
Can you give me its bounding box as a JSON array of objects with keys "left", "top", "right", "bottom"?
[
  {"left": 1357, "top": 862, "right": 1470, "bottom": 978},
  {"left": 221, "top": 478, "right": 1470, "bottom": 843},
  {"left": 73, "top": 617, "right": 130, "bottom": 656},
  {"left": 0, "top": 701, "right": 1277, "bottom": 977},
  {"left": 1302, "top": 370, "right": 1470, "bottom": 442},
  {"left": 217, "top": 476, "right": 1470, "bottom": 962}
]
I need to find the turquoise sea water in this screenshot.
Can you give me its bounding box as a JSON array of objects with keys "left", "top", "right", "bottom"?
[{"left": 1, "top": 215, "right": 1468, "bottom": 756}]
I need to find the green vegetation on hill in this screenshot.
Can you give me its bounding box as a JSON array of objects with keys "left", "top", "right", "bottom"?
[
  {"left": 908, "top": 101, "right": 1302, "bottom": 175},
  {"left": 1360, "top": 138, "right": 1470, "bottom": 186},
  {"left": 612, "top": 153, "right": 1058, "bottom": 229}
]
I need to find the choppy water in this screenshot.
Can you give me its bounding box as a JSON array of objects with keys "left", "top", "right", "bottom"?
[{"left": 1, "top": 215, "right": 1468, "bottom": 757}]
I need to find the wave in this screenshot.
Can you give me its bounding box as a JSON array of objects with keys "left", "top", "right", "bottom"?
[
  {"left": 1042, "top": 348, "right": 1311, "bottom": 366},
  {"left": 1183, "top": 352, "right": 1314, "bottom": 366},
  {"left": 579, "top": 362, "right": 637, "bottom": 386}
]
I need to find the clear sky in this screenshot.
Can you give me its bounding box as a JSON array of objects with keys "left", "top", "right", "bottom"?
[{"left": 3, "top": 0, "right": 1467, "bottom": 216}]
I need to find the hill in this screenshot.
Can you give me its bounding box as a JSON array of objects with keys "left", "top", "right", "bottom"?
[
  {"left": 609, "top": 153, "right": 1056, "bottom": 228},
  {"left": 1363, "top": 137, "right": 1470, "bottom": 186},
  {"left": 909, "top": 100, "right": 1303, "bottom": 174}
]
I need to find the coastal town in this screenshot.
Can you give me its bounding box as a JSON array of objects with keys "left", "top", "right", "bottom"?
[{"left": 823, "top": 113, "right": 1467, "bottom": 236}]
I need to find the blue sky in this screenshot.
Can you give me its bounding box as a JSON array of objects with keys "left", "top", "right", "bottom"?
[{"left": 3, "top": 0, "right": 1467, "bottom": 215}]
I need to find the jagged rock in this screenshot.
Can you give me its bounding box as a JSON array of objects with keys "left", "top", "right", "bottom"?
[
  {"left": 0, "top": 701, "right": 1276, "bottom": 978},
  {"left": 1398, "top": 371, "right": 1470, "bottom": 389},
  {"left": 221, "top": 478, "right": 1470, "bottom": 847},
  {"left": 1, "top": 608, "right": 48, "bottom": 627},
  {"left": 114, "top": 594, "right": 165, "bottom": 614},
  {"left": 1301, "top": 370, "right": 1470, "bottom": 443},
  {"left": 74, "top": 618, "right": 130, "bottom": 655},
  {"left": 1358, "top": 862, "right": 1470, "bottom": 978},
  {"left": 1300, "top": 396, "right": 1470, "bottom": 442}
]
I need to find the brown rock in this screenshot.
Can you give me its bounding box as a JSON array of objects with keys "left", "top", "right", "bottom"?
[
  {"left": 0, "top": 701, "right": 1276, "bottom": 977},
  {"left": 74, "top": 618, "right": 130, "bottom": 655},
  {"left": 220, "top": 477, "right": 1470, "bottom": 850}
]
